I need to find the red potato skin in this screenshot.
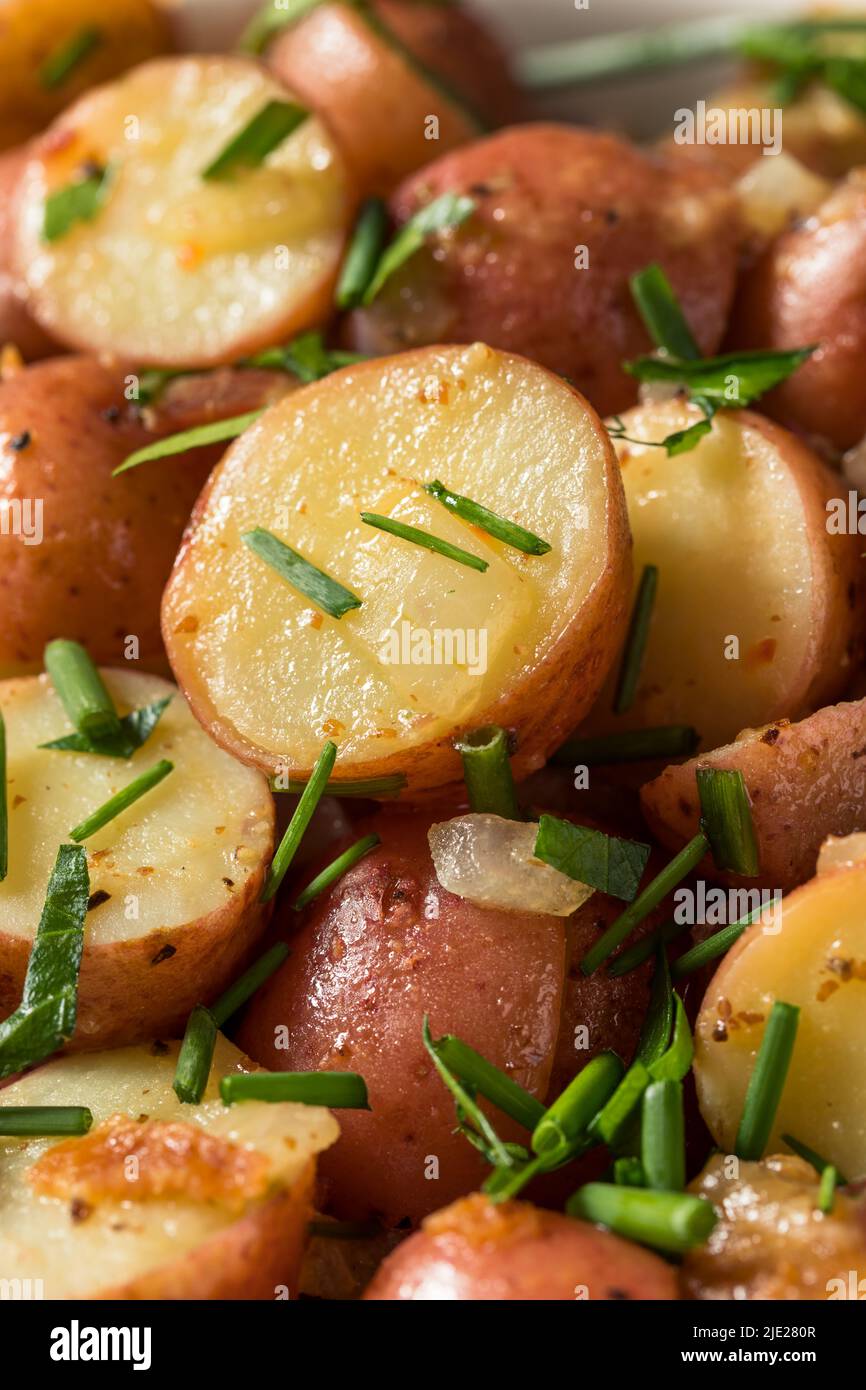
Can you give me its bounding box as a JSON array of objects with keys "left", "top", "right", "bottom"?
[
  {"left": 363, "top": 1193, "right": 679, "bottom": 1300},
  {"left": 729, "top": 170, "right": 866, "bottom": 452},
  {"left": 345, "top": 125, "right": 740, "bottom": 416},
  {"left": 0, "top": 356, "right": 291, "bottom": 673},
  {"left": 0, "top": 148, "right": 56, "bottom": 359},
  {"left": 236, "top": 808, "right": 655, "bottom": 1227}
]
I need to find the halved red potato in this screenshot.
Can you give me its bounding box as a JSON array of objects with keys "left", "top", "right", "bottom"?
[
  {"left": 0, "top": 354, "right": 294, "bottom": 677},
  {"left": 641, "top": 698, "right": 866, "bottom": 894},
  {"left": 236, "top": 805, "right": 654, "bottom": 1225},
  {"left": 0, "top": 0, "right": 170, "bottom": 153},
  {"left": 364, "top": 1194, "right": 679, "bottom": 1300},
  {"left": 162, "top": 343, "right": 632, "bottom": 793},
  {"left": 265, "top": 0, "right": 522, "bottom": 195},
  {"left": 0, "top": 668, "right": 274, "bottom": 1048},
  {"left": 581, "top": 402, "right": 865, "bottom": 751},
  {"left": 694, "top": 846, "right": 866, "bottom": 1179},
  {"left": 0, "top": 1036, "right": 338, "bottom": 1299},
  {"left": 14, "top": 56, "right": 356, "bottom": 367},
  {"left": 0, "top": 148, "right": 56, "bottom": 358},
  {"left": 344, "top": 125, "right": 739, "bottom": 416},
  {"left": 730, "top": 170, "right": 866, "bottom": 452},
  {"left": 684, "top": 1153, "right": 866, "bottom": 1300}
]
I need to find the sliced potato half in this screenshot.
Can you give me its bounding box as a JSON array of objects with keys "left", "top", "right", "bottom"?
[
  {"left": 694, "top": 852, "right": 866, "bottom": 1180},
  {"left": 0, "top": 1036, "right": 339, "bottom": 1299},
  {"left": 14, "top": 56, "right": 355, "bottom": 366},
  {"left": 162, "top": 343, "right": 632, "bottom": 792},
  {"left": 0, "top": 669, "right": 274, "bottom": 1047},
  {"left": 583, "top": 402, "right": 864, "bottom": 750}
]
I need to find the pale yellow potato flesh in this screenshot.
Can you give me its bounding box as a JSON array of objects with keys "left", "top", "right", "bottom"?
[
  {"left": 583, "top": 401, "right": 862, "bottom": 750},
  {"left": 162, "top": 343, "right": 632, "bottom": 791},
  {"left": 14, "top": 56, "right": 354, "bottom": 366},
  {"left": 694, "top": 861, "right": 866, "bottom": 1180},
  {"left": 0, "top": 1037, "right": 339, "bottom": 1299},
  {"left": 0, "top": 669, "right": 272, "bottom": 946}
]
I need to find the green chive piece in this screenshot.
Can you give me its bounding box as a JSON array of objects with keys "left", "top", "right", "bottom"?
[
  {"left": 781, "top": 1133, "right": 849, "bottom": 1187},
  {"left": 613, "top": 565, "right": 658, "bottom": 714},
  {"left": 337, "top": 198, "right": 388, "bottom": 309},
  {"left": 641, "top": 1079, "right": 686, "bottom": 1192},
  {"left": 735, "top": 1001, "right": 800, "bottom": 1160},
  {"left": 262, "top": 741, "right": 337, "bottom": 902},
  {"left": 649, "top": 993, "right": 693, "bottom": 1083},
  {"left": 113, "top": 410, "right": 263, "bottom": 475},
  {"left": 0, "top": 710, "right": 6, "bottom": 881},
  {"left": 244, "top": 331, "right": 366, "bottom": 382},
  {"left": 294, "top": 833, "right": 380, "bottom": 910},
  {"left": 592, "top": 1062, "right": 652, "bottom": 1149},
  {"left": 431, "top": 1029, "right": 545, "bottom": 1132},
  {"left": 454, "top": 725, "right": 519, "bottom": 820},
  {"left": 696, "top": 768, "right": 760, "bottom": 877},
  {"left": 581, "top": 832, "right": 708, "bottom": 975},
  {"left": 0, "top": 844, "right": 89, "bottom": 1078},
  {"left": 244, "top": 527, "right": 362, "bottom": 620},
  {"left": 41, "top": 696, "right": 172, "bottom": 759},
  {"left": 818, "top": 1165, "right": 838, "bottom": 1215},
  {"left": 220, "top": 1070, "right": 370, "bottom": 1108},
  {"left": 0, "top": 1105, "right": 93, "bottom": 1137},
  {"left": 624, "top": 347, "right": 816, "bottom": 406},
  {"left": 552, "top": 726, "right": 699, "bottom": 767},
  {"left": 173, "top": 1005, "right": 218, "bottom": 1105},
  {"left": 636, "top": 948, "right": 674, "bottom": 1069},
  {"left": 422, "top": 1017, "right": 515, "bottom": 1169},
  {"left": 606, "top": 918, "right": 685, "bottom": 977},
  {"left": 239, "top": 0, "right": 323, "bottom": 54},
  {"left": 425, "top": 479, "right": 552, "bottom": 556},
  {"left": 483, "top": 1151, "right": 548, "bottom": 1203},
  {"left": 270, "top": 772, "right": 406, "bottom": 798},
  {"left": 567, "top": 1183, "right": 717, "bottom": 1255},
  {"left": 671, "top": 912, "right": 759, "bottom": 980},
  {"left": 39, "top": 26, "right": 101, "bottom": 89},
  {"left": 42, "top": 162, "right": 114, "bottom": 243},
  {"left": 532, "top": 1052, "right": 623, "bottom": 1156},
  {"left": 613, "top": 1156, "right": 645, "bottom": 1187},
  {"left": 69, "top": 759, "right": 173, "bottom": 843},
  {"left": 202, "top": 99, "right": 309, "bottom": 180},
  {"left": 630, "top": 264, "right": 700, "bottom": 360},
  {"left": 44, "top": 640, "right": 123, "bottom": 745},
  {"left": 362, "top": 191, "right": 475, "bottom": 304},
  {"left": 210, "top": 943, "right": 290, "bottom": 1029},
  {"left": 361, "top": 511, "right": 488, "bottom": 572},
  {"left": 534, "top": 816, "right": 650, "bottom": 902}
]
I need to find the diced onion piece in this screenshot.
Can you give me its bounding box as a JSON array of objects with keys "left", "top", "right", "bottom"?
[
  {"left": 735, "top": 153, "right": 831, "bottom": 241},
  {"left": 428, "top": 813, "right": 594, "bottom": 917},
  {"left": 817, "top": 832, "right": 866, "bottom": 876}
]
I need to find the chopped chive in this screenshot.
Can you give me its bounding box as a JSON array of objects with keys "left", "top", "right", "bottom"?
[
  {"left": 624, "top": 347, "right": 816, "bottom": 406},
  {"left": 566, "top": 1183, "right": 717, "bottom": 1255},
  {"left": 220, "top": 1070, "right": 370, "bottom": 1108},
  {"left": 113, "top": 410, "right": 263, "bottom": 475},
  {"left": 425, "top": 480, "right": 551, "bottom": 557},
  {"left": 781, "top": 1133, "right": 848, "bottom": 1187},
  {"left": 636, "top": 949, "right": 674, "bottom": 1069},
  {"left": 69, "top": 759, "right": 173, "bottom": 843},
  {"left": 697, "top": 768, "right": 760, "bottom": 877},
  {"left": 422, "top": 1017, "right": 516, "bottom": 1169},
  {"left": 336, "top": 198, "right": 388, "bottom": 309},
  {"left": 0, "top": 710, "right": 6, "bottom": 881},
  {"left": 39, "top": 26, "right": 101, "bottom": 89},
  {"left": 649, "top": 993, "right": 693, "bottom": 1083},
  {"left": 670, "top": 911, "right": 760, "bottom": 980},
  {"left": 0, "top": 1105, "right": 93, "bottom": 1136},
  {"left": 818, "top": 1165, "right": 837, "bottom": 1215},
  {"left": 613, "top": 1156, "right": 645, "bottom": 1187},
  {"left": 243, "top": 330, "right": 366, "bottom": 382},
  {"left": 42, "top": 162, "right": 114, "bottom": 243},
  {"left": 613, "top": 565, "right": 658, "bottom": 714},
  {"left": 591, "top": 1061, "right": 651, "bottom": 1148},
  {"left": 735, "top": 1001, "right": 799, "bottom": 1160},
  {"left": 244, "top": 527, "right": 362, "bottom": 620},
  {"left": 294, "top": 833, "right": 380, "bottom": 910},
  {"left": 41, "top": 696, "right": 172, "bottom": 759},
  {"left": 271, "top": 772, "right": 406, "bottom": 798},
  {"left": 534, "top": 816, "right": 650, "bottom": 902},
  {"left": 431, "top": 1029, "right": 545, "bottom": 1132},
  {"left": 606, "top": 918, "right": 685, "bottom": 977},
  {"left": 44, "top": 640, "right": 123, "bottom": 746},
  {"left": 483, "top": 1151, "right": 548, "bottom": 1203},
  {"left": 630, "top": 265, "right": 700, "bottom": 361},
  {"left": 641, "top": 1079, "right": 685, "bottom": 1192},
  {"left": 308, "top": 1218, "right": 382, "bottom": 1240},
  {"left": 202, "top": 100, "right": 309, "bottom": 180},
  {"left": 361, "top": 511, "right": 487, "bottom": 572},
  {"left": 581, "top": 832, "right": 708, "bottom": 975},
  {"left": 552, "top": 725, "right": 699, "bottom": 767},
  {"left": 532, "top": 1052, "right": 623, "bottom": 1156},
  {"left": 362, "top": 192, "right": 475, "bottom": 304},
  {"left": 173, "top": 1005, "right": 218, "bottom": 1105},
  {"left": 210, "top": 943, "right": 290, "bottom": 1028},
  {"left": 262, "top": 741, "right": 337, "bottom": 902},
  {"left": 454, "top": 725, "right": 519, "bottom": 820}
]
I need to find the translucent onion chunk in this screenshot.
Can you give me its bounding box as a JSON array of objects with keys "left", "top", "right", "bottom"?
[
  {"left": 817, "top": 832, "right": 866, "bottom": 876},
  {"left": 428, "top": 813, "right": 594, "bottom": 916}
]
